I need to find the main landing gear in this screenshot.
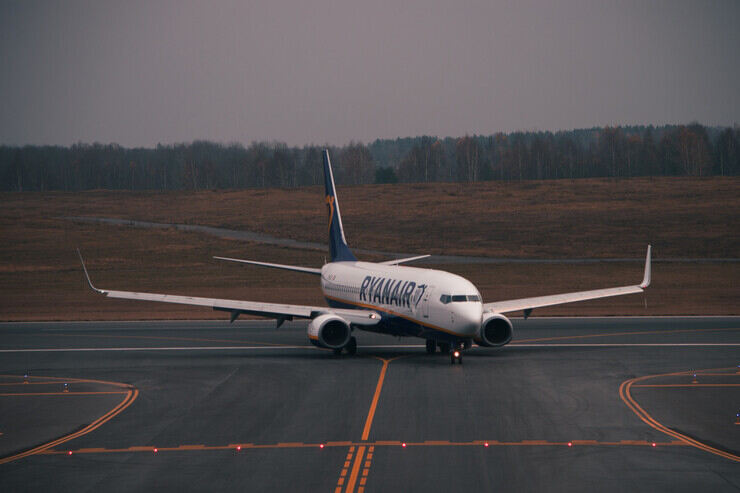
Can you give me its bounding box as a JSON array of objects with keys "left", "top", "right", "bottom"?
[{"left": 333, "top": 336, "right": 357, "bottom": 356}]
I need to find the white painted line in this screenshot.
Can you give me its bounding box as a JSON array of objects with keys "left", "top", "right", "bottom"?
[
  {"left": 0, "top": 343, "right": 738, "bottom": 353},
  {"left": 0, "top": 346, "right": 314, "bottom": 353},
  {"left": 509, "top": 343, "right": 740, "bottom": 347}
]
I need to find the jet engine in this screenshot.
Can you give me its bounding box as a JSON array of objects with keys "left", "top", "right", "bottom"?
[
  {"left": 475, "top": 313, "right": 513, "bottom": 347},
  {"left": 307, "top": 314, "right": 352, "bottom": 349}
]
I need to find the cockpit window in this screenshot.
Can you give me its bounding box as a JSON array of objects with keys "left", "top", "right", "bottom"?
[{"left": 442, "top": 294, "right": 481, "bottom": 303}]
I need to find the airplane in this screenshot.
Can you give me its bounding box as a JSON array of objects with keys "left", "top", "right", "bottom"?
[{"left": 79, "top": 150, "right": 651, "bottom": 364}]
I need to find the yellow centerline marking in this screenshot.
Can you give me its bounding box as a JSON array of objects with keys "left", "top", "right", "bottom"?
[
  {"left": 632, "top": 383, "right": 740, "bottom": 388},
  {"left": 38, "top": 439, "right": 687, "bottom": 456},
  {"left": 332, "top": 356, "right": 404, "bottom": 492},
  {"left": 619, "top": 367, "right": 740, "bottom": 463},
  {"left": 0, "top": 374, "right": 138, "bottom": 465},
  {"left": 0, "top": 380, "right": 83, "bottom": 386},
  {"left": 345, "top": 446, "right": 366, "bottom": 492}
]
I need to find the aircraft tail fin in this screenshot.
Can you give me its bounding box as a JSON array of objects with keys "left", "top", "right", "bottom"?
[{"left": 323, "top": 150, "right": 356, "bottom": 262}]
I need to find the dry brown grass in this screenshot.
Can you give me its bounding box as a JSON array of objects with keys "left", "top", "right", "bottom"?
[{"left": 0, "top": 176, "right": 737, "bottom": 320}]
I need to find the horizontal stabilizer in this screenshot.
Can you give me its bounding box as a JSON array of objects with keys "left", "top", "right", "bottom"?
[
  {"left": 379, "top": 254, "right": 430, "bottom": 265},
  {"left": 214, "top": 256, "right": 321, "bottom": 275}
]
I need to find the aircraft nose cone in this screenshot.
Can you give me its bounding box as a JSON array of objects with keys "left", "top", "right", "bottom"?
[{"left": 458, "top": 304, "right": 482, "bottom": 335}]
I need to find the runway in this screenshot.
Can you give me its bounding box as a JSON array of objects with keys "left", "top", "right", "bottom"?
[{"left": 1, "top": 317, "right": 738, "bottom": 492}]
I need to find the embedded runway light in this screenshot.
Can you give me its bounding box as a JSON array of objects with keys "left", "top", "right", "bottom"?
[
  {"left": 484, "top": 442, "right": 489, "bottom": 447},
  {"left": 692, "top": 373, "right": 698, "bottom": 384},
  {"left": 153, "top": 448, "right": 158, "bottom": 453},
  {"left": 402, "top": 443, "right": 406, "bottom": 448},
  {"left": 567, "top": 442, "right": 572, "bottom": 447},
  {"left": 319, "top": 444, "right": 325, "bottom": 449},
  {"left": 68, "top": 451, "right": 73, "bottom": 456},
  {"left": 63, "top": 383, "right": 69, "bottom": 393},
  {"left": 236, "top": 445, "right": 242, "bottom": 451},
  {"left": 651, "top": 443, "right": 656, "bottom": 447}
]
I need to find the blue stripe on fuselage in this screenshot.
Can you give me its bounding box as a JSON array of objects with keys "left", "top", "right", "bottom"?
[{"left": 324, "top": 296, "right": 466, "bottom": 343}]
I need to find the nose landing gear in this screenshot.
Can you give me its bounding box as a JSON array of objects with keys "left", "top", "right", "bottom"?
[
  {"left": 426, "top": 339, "right": 466, "bottom": 364},
  {"left": 450, "top": 349, "right": 463, "bottom": 364}
]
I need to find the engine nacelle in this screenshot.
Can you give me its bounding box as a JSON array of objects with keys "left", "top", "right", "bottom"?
[
  {"left": 307, "top": 314, "right": 351, "bottom": 349},
  {"left": 475, "top": 313, "right": 513, "bottom": 347}
]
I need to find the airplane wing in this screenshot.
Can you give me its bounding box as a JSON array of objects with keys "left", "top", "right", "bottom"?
[
  {"left": 379, "top": 254, "right": 431, "bottom": 265},
  {"left": 78, "top": 251, "right": 379, "bottom": 326},
  {"left": 483, "top": 246, "right": 651, "bottom": 316}
]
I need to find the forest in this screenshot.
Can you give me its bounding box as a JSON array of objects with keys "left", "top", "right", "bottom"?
[{"left": 1, "top": 124, "right": 738, "bottom": 191}]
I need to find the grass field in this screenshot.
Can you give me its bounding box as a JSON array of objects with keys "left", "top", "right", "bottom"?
[{"left": 1, "top": 176, "right": 738, "bottom": 320}]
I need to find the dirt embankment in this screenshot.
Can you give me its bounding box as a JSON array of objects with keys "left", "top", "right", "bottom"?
[{"left": 1, "top": 176, "right": 737, "bottom": 320}]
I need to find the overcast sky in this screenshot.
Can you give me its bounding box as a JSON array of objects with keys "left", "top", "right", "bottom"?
[{"left": 1, "top": 0, "right": 738, "bottom": 147}]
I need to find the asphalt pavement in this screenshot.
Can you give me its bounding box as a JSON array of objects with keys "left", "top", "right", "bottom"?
[{"left": 0, "top": 317, "right": 738, "bottom": 492}]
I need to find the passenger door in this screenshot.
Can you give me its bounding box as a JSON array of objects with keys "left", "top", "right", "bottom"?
[{"left": 421, "top": 286, "right": 433, "bottom": 318}]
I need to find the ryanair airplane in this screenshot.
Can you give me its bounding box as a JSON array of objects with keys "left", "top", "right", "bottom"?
[{"left": 79, "top": 150, "right": 651, "bottom": 364}]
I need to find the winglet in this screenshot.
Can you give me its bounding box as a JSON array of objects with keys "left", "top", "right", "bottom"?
[
  {"left": 640, "top": 245, "right": 651, "bottom": 289},
  {"left": 76, "top": 249, "right": 105, "bottom": 294}
]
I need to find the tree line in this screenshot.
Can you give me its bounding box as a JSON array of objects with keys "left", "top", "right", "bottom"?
[{"left": 1, "top": 124, "right": 738, "bottom": 191}]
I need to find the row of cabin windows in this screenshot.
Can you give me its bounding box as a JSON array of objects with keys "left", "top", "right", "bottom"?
[
  {"left": 439, "top": 294, "right": 481, "bottom": 304},
  {"left": 326, "top": 283, "right": 359, "bottom": 295}
]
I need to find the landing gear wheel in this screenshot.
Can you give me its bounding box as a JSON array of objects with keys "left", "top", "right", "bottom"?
[
  {"left": 346, "top": 337, "right": 357, "bottom": 355},
  {"left": 333, "top": 347, "right": 343, "bottom": 356},
  {"left": 425, "top": 339, "right": 436, "bottom": 354},
  {"left": 438, "top": 342, "right": 451, "bottom": 354}
]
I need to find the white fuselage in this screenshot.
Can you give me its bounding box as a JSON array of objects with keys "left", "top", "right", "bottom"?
[{"left": 321, "top": 261, "right": 483, "bottom": 340}]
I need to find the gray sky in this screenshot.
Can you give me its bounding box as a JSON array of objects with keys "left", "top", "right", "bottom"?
[{"left": 1, "top": 0, "right": 738, "bottom": 147}]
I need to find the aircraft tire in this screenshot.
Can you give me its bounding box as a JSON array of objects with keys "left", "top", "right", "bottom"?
[
  {"left": 346, "top": 337, "right": 357, "bottom": 355},
  {"left": 425, "top": 339, "right": 436, "bottom": 354}
]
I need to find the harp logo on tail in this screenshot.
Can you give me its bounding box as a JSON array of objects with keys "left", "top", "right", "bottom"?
[{"left": 325, "top": 195, "right": 335, "bottom": 232}]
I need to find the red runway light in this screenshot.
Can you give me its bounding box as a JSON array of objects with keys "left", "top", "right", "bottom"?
[
  {"left": 402, "top": 443, "right": 406, "bottom": 448},
  {"left": 236, "top": 446, "right": 241, "bottom": 451},
  {"left": 68, "top": 451, "right": 73, "bottom": 456},
  {"left": 319, "top": 444, "right": 324, "bottom": 449},
  {"left": 567, "top": 442, "right": 572, "bottom": 447},
  {"left": 484, "top": 442, "right": 489, "bottom": 447},
  {"left": 651, "top": 442, "right": 656, "bottom": 447},
  {"left": 153, "top": 448, "right": 158, "bottom": 453}
]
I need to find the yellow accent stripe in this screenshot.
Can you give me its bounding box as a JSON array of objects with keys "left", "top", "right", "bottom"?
[{"left": 324, "top": 294, "right": 466, "bottom": 338}]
